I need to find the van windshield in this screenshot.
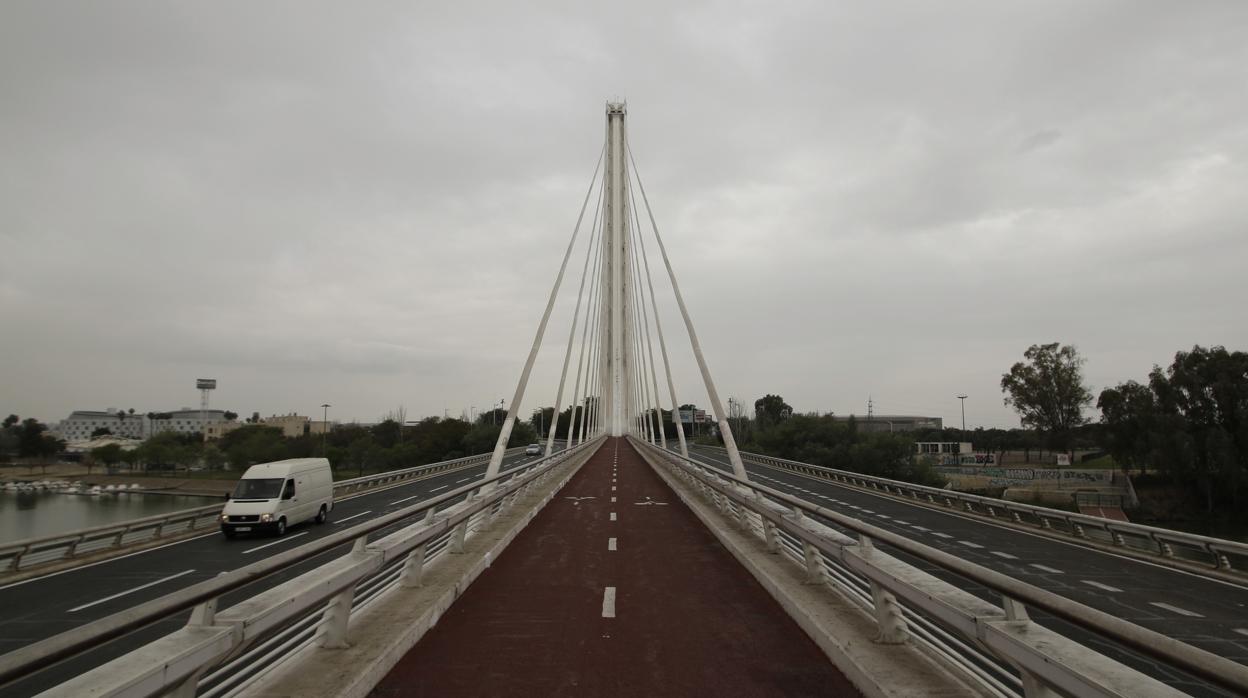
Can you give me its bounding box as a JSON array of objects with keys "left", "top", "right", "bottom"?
[{"left": 233, "top": 478, "right": 284, "bottom": 500}]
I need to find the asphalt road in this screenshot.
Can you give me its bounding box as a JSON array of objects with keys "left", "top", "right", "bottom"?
[
  {"left": 682, "top": 446, "right": 1248, "bottom": 697},
  {"left": 0, "top": 450, "right": 543, "bottom": 697}
]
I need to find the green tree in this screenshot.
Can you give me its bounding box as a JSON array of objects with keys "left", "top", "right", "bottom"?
[
  {"left": 754, "top": 394, "right": 792, "bottom": 428},
  {"left": 1096, "top": 381, "right": 1158, "bottom": 475},
  {"left": 202, "top": 443, "right": 227, "bottom": 471},
  {"left": 90, "top": 443, "right": 125, "bottom": 474},
  {"left": 221, "top": 425, "right": 287, "bottom": 469},
  {"left": 1001, "top": 343, "right": 1092, "bottom": 450},
  {"left": 3, "top": 415, "right": 19, "bottom": 429}
]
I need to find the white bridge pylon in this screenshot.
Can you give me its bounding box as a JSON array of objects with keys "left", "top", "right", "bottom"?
[{"left": 483, "top": 102, "right": 748, "bottom": 483}]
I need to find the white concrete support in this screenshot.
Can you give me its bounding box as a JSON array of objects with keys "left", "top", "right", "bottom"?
[
  {"left": 861, "top": 536, "right": 909, "bottom": 644},
  {"left": 629, "top": 147, "right": 745, "bottom": 479},
  {"left": 319, "top": 537, "right": 367, "bottom": 649},
  {"left": 602, "top": 102, "right": 632, "bottom": 436},
  {"left": 483, "top": 145, "right": 604, "bottom": 481}
]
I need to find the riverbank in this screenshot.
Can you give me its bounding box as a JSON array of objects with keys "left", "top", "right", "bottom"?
[{"left": 1, "top": 464, "right": 236, "bottom": 497}]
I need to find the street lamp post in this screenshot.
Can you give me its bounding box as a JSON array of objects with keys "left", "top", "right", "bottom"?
[
  {"left": 956, "top": 395, "right": 968, "bottom": 434},
  {"left": 320, "top": 403, "right": 331, "bottom": 457}
]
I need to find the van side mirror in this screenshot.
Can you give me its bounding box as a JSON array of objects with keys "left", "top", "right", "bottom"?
[
  {"left": 282, "top": 490, "right": 294, "bottom": 501},
  {"left": 224, "top": 493, "right": 231, "bottom": 501}
]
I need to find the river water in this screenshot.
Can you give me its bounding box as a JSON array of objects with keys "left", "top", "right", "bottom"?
[{"left": 0, "top": 489, "right": 218, "bottom": 545}]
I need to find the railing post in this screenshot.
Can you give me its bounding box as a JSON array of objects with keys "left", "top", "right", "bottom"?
[
  {"left": 319, "top": 537, "right": 366, "bottom": 649},
  {"left": 861, "top": 536, "right": 908, "bottom": 644},
  {"left": 165, "top": 580, "right": 223, "bottom": 698},
  {"left": 1001, "top": 597, "right": 1060, "bottom": 698}
]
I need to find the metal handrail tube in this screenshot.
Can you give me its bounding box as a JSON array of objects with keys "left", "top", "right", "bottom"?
[
  {"left": 0, "top": 438, "right": 599, "bottom": 690},
  {"left": 694, "top": 444, "right": 1248, "bottom": 570},
  {"left": 0, "top": 447, "right": 527, "bottom": 573},
  {"left": 644, "top": 441, "right": 1248, "bottom": 696}
]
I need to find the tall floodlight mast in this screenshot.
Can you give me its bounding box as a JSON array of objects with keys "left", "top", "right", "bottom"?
[{"left": 602, "top": 102, "right": 632, "bottom": 436}]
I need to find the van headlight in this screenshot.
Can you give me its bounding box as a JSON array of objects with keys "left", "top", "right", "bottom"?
[
  {"left": 219, "top": 513, "right": 228, "bottom": 523},
  {"left": 260, "top": 513, "right": 273, "bottom": 523}
]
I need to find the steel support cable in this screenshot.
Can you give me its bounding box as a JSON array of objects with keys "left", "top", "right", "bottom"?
[
  {"left": 627, "top": 144, "right": 747, "bottom": 479},
  {"left": 584, "top": 232, "right": 608, "bottom": 442},
  {"left": 582, "top": 254, "right": 604, "bottom": 443},
  {"left": 625, "top": 214, "right": 653, "bottom": 442},
  {"left": 624, "top": 161, "right": 688, "bottom": 458},
  {"left": 483, "top": 144, "right": 605, "bottom": 481},
  {"left": 626, "top": 180, "right": 664, "bottom": 446},
  {"left": 570, "top": 194, "right": 607, "bottom": 446},
  {"left": 631, "top": 219, "right": 665, "bottom": 449},
  {"left": 544, "top": 174, "right": 606, "bottom": 455}
]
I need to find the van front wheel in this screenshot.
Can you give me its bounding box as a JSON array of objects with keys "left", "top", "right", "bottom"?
[
  {"left": 275, "top": 518, "right": 286, "bottom": 536},
  {"left": 315, "top": 505, "right": 328, "bottom": 524}
]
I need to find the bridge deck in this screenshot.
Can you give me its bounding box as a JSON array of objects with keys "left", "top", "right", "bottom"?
[{"left": 371, "top": 437, "right": 857, "bottom": 697}]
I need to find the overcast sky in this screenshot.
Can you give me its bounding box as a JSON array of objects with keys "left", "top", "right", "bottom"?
[{"left": 3, "top": 2, "right": 1246, "bottom": 431}]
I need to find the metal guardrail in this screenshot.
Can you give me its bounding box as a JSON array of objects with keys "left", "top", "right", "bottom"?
[
  {"left": 694, "top": 445, "right": 1248, "bottom": 576},
  {"left": 637, "top": 440, "right": 1248, "bottom": 697},
  {"left": 0, "top": 437, "right": 603, "bottom": 696},
  {"left": 0, "top": 447, "right": 525, "bottom": 575}
]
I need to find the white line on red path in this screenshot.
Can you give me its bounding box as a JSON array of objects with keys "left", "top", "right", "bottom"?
[
  {"left": 602, "top": 587, "right": 616, "bottom": 618},
  {"left": 608, "top": 537, "right": 617, "bottom": 551}
]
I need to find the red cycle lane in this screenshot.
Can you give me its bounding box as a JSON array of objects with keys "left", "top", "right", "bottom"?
[{"left": 371, "top": 437, "right": 858, "bottom": 697}]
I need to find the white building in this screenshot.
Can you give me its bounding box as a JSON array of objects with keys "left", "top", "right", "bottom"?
[
  {"left": 149, "top": 409, "right": 229, "bottom": 437},
  {"left": 55, "top": 409, "right": 147, "bottom": 441}
]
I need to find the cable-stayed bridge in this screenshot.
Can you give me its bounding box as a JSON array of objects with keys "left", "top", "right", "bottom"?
[{"left": 1, "top": 104, "right": 1247, "bottom": 698}]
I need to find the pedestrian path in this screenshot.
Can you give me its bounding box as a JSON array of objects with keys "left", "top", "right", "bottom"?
[{"left": 370, "top": 437, "right": 858, "bottom": 697}]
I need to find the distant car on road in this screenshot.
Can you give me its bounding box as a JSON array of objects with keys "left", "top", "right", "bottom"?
[{"left": 525, "top": 444, "right": 544, "bottom": 456}]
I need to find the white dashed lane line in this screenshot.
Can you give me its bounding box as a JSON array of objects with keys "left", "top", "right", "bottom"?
[
  {"left": 602, "top": 587, "right": 616, "bottom": 618},
  {"left": 334, "top": 510, "right": 373, "bottom": 524},
  {"left": 990, "top": 551, "right": 1017, "bottom": 559},
  {"left": 68, "top": 569, "right": 197, "bottom": 612},
  {"left": 1082, "top": 580, "right": 1123, "bottom": 593},
  {"left": 1150, "top": 602, "right": 1203, "bottom": 618},
  {"left": 1029, "top": 564, "right": 1064, "bottom": 574},
  {"left": 960, "top": 541, "right": 984, "bottom": 549},
  {"left": 243, "top": 532, "right": 309, "bottom": 555},
  {"left": 608, "top": 537, "right": 617, "bottom": 551},
  {"left": 1234, "top": 629, "right": 1248, "bottom": 638},
  {"left": 609, "top": 512, "right": 617, "bottom": 521},
  {"left": 931, "top": 532, "right": 953, "bottom": 539}
]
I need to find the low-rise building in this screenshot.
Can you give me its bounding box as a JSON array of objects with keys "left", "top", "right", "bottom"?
[
  {"left": 262, "top": 413, "right": 310, "bottom": 438},
  {"left": 55, "top": 409, "right": 147, "bottom": 441},
  {"left": 149, "top": 409, "right": 229, "bottom": 437},
  {"left": 833, "top": 414, "right": 943, "bottom": 433}
]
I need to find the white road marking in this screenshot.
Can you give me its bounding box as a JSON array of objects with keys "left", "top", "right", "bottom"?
[
  {"left": 1082, "top": 580, "right": 1123, "bottom": 593},
  {"left": 243, "top": 532, "right": 309, "bottom": 554},
  {"left": 457, "top": 478, "right": 471, "bottom": 483},
  {"left": 611, "top": 486, "right": 616, "bottom": 491},
  {"left": 390, "top": 494, "right": 424, "bottom": 505},
  {"left": 892, "top": 520, "right": 910, "bottom": 526},
  {"left": 960, "top": 541, "right": 985, "bottom": 549},
  {"left": 429, "top": 485, "right": 448, "bottom": 492},
  {"left": 877, "top": 514, "right": 891, "bottom": 519},
  {"left": 931, "top": 532, "right": 953, "bottom": 539},
  {"left": 990, "top": 551, "right": 1017, "bottom": 559},
  {"left": 334, "top": 510, "right": 373, "bottom": 525},
  {"left": 911, "top": 525, "right": 929, "bottom": 531},
  {"left": 69, "top": 569, "right": 197, "bottom": 612},
  {"left": 602, "top": 587, "right": 616, "bottom": 617},
  {"left": 610, "top": 513, "right": 617, "bottom": 521},
  {"left": 611, "top": 496, "right": 616, "bottom": 502},
  {"left": 1150, "top": 602, "right": 1203, "bottom": 617},
  {"left": 608, "top": 537, "right": 617, "bottom": 551},
  {"left": 1234, "top": 629, "right": 1248, "bottom": 638},
  {"left": 1029, "top": 564, "right": 1064, "bottom": 574}
]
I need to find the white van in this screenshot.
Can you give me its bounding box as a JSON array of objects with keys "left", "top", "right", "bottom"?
[{"left": 220, "top": 458, "right": 334, "bottom": 538}]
